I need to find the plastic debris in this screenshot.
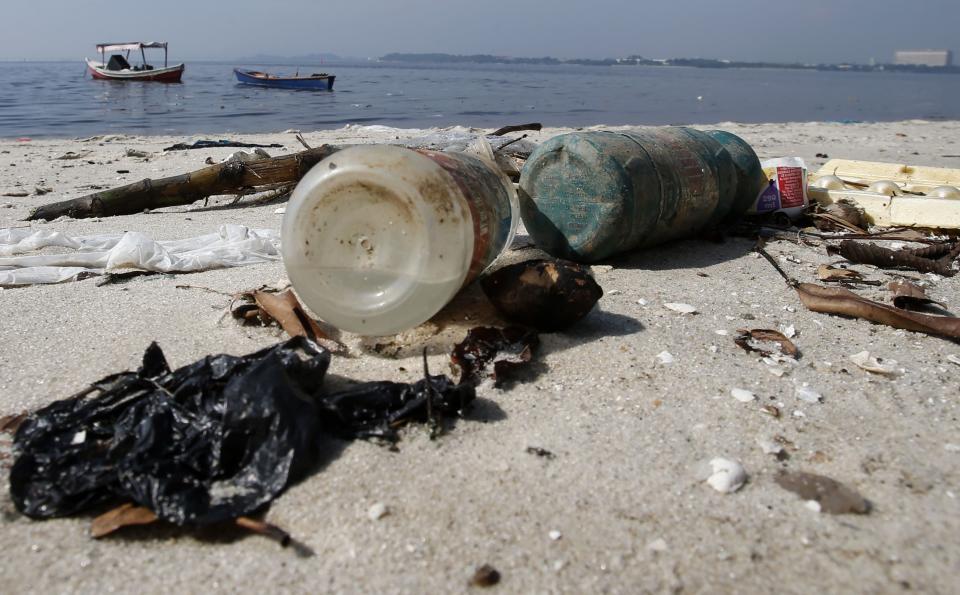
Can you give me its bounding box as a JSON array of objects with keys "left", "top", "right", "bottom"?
[
  {"left": 705, "top": 458, "right": 747, "bottom": 493},
  {"left": 451, "top": 326, "right": 539, "bottom": 387},
  {"left": 11, "top": 337, "right": 475, "bottom": 526},
  {"left": 775, "top": 471, "right": 869, "bottom": 514},
  {"left": 0, "top": 225, "right": 280, "bottom": 286},
  {"left": 480, "top": 259, "right": 603, "bottom": 331}
]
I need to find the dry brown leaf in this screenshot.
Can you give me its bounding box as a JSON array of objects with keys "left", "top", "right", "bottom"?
[
  {"left": 734, "top": 329, "right": 799, "bottom": 358},
  {"left": 775, "top": 471, "right": 870, "bottom": 514},
  {"left": 794, "top": 282, "right": 960, "bottom": 339},
  {"left": 233, "top": 289, "right": 346, "bottom": 353},
  {"left": 90, "top": 503, "right": 159, "bottom": 538},
  {"left": 817, "top": 264, "right": 868, "bottom": 283},
  {"left": 828, "top": 240, "right": 954, "bottom": 276},
  {"left": 887, "top": 279, "right": 945, "bottom": 310}
]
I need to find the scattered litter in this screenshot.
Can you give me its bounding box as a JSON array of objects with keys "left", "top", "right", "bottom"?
[
  {"left": 451, "top": 326, "right": 538, "bottom": 387},
  {"left": 731, "top": 388, "right": 756, "bottom": 403},
  {"left": 775, "top": 471, "right": 869, "bottom": 514},
  {"left": 480, "top": 259, "right": 603, "bottom": 331},
  {"left": 705, "top": 458, "right": 747, "bottom": 493},
  {"left": 850, "top": 351, "right": 899, "bottom": 377},
  {"left": 367, "top": 502, "right": 390, "bottom": 521},
  {"left": 656, "top": 351, "right": 675, "bottom": 365},
  {"left": 470, "top": 564, "right": 501, "bottom": 587},
  {"left": 664, "top": 302, "right": 697, "bottom": 314}
]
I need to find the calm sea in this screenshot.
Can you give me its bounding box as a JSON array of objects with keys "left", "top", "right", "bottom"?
[{"left": 1, "top": 61, "right": 958, "bottom": 138}]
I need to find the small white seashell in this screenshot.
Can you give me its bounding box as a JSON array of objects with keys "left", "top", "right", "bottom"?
[
  {"left": 782, "top": 325, "right": 796, "bottom": 338},
  {"left": 706, "top": 458, "right": 747, "bottom": 493},
  {"left": 548, "top": 530, "right": 562, "bottom": 541},
  {"left": 636, "top": 298, "right": 648, "bottom": 306},
  {"left": 664, "top": 302, "right": 697, "bottom": 314},
  {"left": 656, "top": 351, "right": 675, "bottom": 364},
  {"left": 731, "top": 388, "right": 756, "bottom": 402},
  {"left": 792, "top": 410, "right": 806, "bottom": 418},
  {"left": 947, "top": 355, "right": 960, "bottom": 366},
  {"left": 367, "top": 502, "right": 389, "bottom": 521},
  {"left": 273, "top": 206, "right": 286, "bottom": 214},
  {"left": 850, "top": 351, "right": 899, "bottom": 376},
  {"left": 804, "top": 500, "right": 823, "bottom": 513},
  {"left": 607, "top": 289, "right": 622, "bottom": 296},
  {"left": 714, "top": 329, "right": 728, "bottom": 336},
  {"left": 795, "top": 384, "right": 823, "bottom": 404}
]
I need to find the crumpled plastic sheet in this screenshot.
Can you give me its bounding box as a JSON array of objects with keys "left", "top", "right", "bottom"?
[
  {"left": 0, "top": 224, "right": 280, "bottom": 286},
  {"left": 10, "top": 337, "right": 475, "bottom": 525}
]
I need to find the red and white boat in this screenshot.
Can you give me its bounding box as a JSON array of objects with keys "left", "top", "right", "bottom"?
[{"left": 86, "top": 42, "right": 184, "bottom": 82}]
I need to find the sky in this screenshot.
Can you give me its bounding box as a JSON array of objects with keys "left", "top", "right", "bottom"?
[{"left": 2, "top": 0, "right": 957, "bottom": 64}]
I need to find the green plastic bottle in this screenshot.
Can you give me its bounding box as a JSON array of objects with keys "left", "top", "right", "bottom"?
[{"left": 518, "top": 128, "right": 764, "bottom": 262}]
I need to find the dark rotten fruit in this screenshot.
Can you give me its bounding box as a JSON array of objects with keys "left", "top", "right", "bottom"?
[{"left": 480, "top": 259, "right": 603, "bottom": 331}]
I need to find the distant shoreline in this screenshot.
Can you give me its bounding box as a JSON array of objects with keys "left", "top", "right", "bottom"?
[{"left": 379, "top": 52, "right": 960, "bottom": 75}]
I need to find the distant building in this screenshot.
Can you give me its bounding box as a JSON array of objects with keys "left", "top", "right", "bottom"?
[{"left": 894, "top": 50, "right": 953, "bottom": 67}]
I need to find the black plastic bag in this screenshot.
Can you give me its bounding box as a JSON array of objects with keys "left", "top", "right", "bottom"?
[
  {"left": 11, "top": 337, "right": 330, "bottom": 525},
  {"left": 10, "top": 337, "right": 476, "bottom": 527}
]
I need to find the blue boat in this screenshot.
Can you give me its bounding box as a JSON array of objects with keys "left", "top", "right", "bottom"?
[{"left": 234, "top": 68, "right": 335, "bottom": 90}]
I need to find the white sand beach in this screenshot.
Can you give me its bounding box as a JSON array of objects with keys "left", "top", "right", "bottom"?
[{"left": 2, "top": 120, "right": 960, "bottom": 593}]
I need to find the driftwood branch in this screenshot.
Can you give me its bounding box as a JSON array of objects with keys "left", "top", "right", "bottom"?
[
  {"left": 27, "top": 145, "right": 341, "bottom": 221},
  {"left": 491, "top": 123, "right": 542, "bottom": 136}
]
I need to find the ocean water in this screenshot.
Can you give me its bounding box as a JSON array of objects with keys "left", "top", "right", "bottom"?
[{"left": 0, "top": 61, "right": 958, "bottom": 138}]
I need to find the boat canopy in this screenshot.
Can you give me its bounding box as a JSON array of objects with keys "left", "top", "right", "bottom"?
[{"left": 96, "top": 42, "right": 168, "bottom": 52}]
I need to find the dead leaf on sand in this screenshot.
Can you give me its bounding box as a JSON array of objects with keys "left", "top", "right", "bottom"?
[
  {"left": 816, "top": 264, "right": 878, "bottom": 285},
  {"left": 888, "top": 279, "right": 945, "bottom": 310},
  {"left": 91, "top": 503, "right": 159, "bottom": 538},
  {"left": 775, "top": 471, "right": 870, "bottom": 514},
  {"left": 232, "top": 289, "right": 346, "bottom": 353}
]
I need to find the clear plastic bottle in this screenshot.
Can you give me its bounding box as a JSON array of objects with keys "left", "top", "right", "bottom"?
[{"left": 281, "top": 145, "right": 518, "bottom": 335}]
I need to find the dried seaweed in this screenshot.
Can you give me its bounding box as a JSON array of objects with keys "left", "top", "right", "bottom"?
[
  {"left": 828, "top": 240, "right": 956, "bottom": 276},
  {"left": 451, "top": 327, "right": 539, "bottom": 387}
]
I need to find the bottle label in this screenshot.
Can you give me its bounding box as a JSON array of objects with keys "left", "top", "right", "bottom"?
[{"left": 420, "top": 151, "right": 514, "bottom": 282}]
